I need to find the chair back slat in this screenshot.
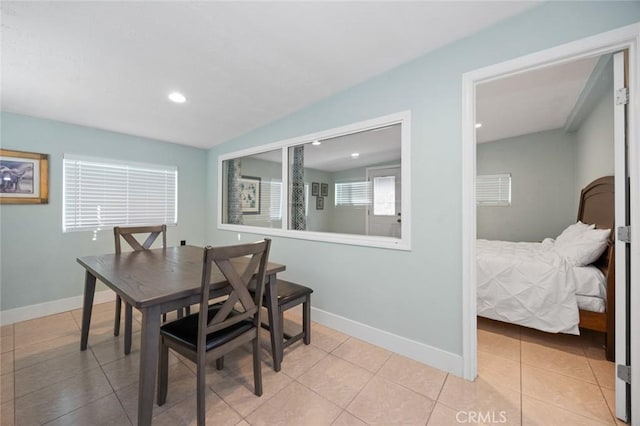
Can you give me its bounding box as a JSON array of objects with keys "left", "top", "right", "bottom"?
[
  {"left": 216, "top": 259, "right": 258, "bottom": 313},
  {"left": 198, "top": 239, "right": 271, "bottom": 347},
  {"left": 114, "top": 224, "right": 167, "bottom": 254},
  {"left": 208, "top": 293, "right": 240, "bottom": 326}
]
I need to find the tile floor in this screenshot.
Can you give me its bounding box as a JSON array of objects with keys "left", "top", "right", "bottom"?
[{"left": 0, "top": 303, "right": 624, "bottom": 425}]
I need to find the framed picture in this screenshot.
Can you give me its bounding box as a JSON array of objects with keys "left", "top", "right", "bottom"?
[
  {"left": 316, "top": 196, "right": 324, "bottom": 210},
  {"left": 311, "top": 182, "right": 320, "bottom": 196},
  {"left": 321, "top": 183, "right": 329, "bottom": 197},
  {"left": 0, "top": 149, "right": 49, "bottom": 204},
  {"left": 239, "top": 176, "right": 261, "bottom": 214}
]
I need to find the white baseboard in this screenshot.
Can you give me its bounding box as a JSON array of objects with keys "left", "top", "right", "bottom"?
[
  {"left": 311, "top": 307, "right": 463, "bottom": 377},
  {"left": 1, "top": 293, "right": 464, "bottom": 376},
  {"left": 0, "top": 290, "right": 116, "bottom": 325}
]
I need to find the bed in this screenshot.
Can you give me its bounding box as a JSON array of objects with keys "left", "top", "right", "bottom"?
[{"left": 477, "top": 176, "right": 615, "bottom": 360}]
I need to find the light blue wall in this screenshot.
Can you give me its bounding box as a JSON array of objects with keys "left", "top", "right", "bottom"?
[
  {"left": 206, "top": 3, "right": 640, "bottom": 356},
  {"left": 0, "top": 112, "right": 207, "bottom": 311},
  {"left": 477, "top": 129, "right": 576, "bottom": 242}
]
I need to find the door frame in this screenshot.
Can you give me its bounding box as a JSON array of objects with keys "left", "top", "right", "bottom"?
[{"left": 461, "top": 22, "right": 640, "bottom": 419}]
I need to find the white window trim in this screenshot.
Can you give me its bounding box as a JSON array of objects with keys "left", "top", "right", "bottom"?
[
  {"left": 217, "top": 111, "right": 411, "bottom": 251},
  {"left": 62, "top": 154, "right": 178, "bottom": 232}
]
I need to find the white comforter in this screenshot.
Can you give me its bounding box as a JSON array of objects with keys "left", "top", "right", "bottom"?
[{"left": 477, "top": 239, "right": 580, "bottom": 335}]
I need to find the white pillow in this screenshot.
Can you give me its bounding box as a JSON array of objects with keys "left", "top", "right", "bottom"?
[
  {"left": 554, "top": 227, "right": 611, "bottom": 266},
  {"left": 555, "top": 221, "right": 594, "bottom": 245}
]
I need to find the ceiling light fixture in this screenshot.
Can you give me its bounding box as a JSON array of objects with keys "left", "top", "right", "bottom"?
[
  {"left": 475, "top": 123, "right": 482, "bottom": 128},
  {"left": 312, "top": 140, "right": 321, "bottom": 146},
  {"left": 168, "top": 92, "right": 187, "bottom": 103},
  {"left": 351, "top": 153, "right": 360, "bottom": 159}
]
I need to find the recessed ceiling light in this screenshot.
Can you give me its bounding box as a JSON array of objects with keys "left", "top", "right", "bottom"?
[
  {"left": 168, "top": 92, "right": 187, "bottom": 103},
  {"left": 351, "top": 153, "right": 360, "bottom": 159},
  {"left": 475, "top": 123, "right": 482, "bottom": 128},
  {"left": 312, "top": 140, "right": 321, "bottom": 146}
]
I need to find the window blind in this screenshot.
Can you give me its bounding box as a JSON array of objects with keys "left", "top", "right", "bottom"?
[
  {"left": 63, "top": 156, "right": 178, "bottom": 232},
  {"left": 372, "top": 176, "right": 396, "bottom": 215},
  {"left": 335, "top": 181, "right": 371, "bottom": 207},
  {"left": 477, "top": 174, "right": 511, "bottom": 206}
]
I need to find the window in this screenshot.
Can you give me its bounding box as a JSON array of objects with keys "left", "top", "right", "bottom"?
[
  {"left": 335, "top": 181, "right": 371, "bottom": 207},
  {"left": 268, "top": 181, "right": 283, "bottom": 220},
  {"left": 477, "top": 174, "right": 511, "bottom": 206},
  {"left": 372, "top": 176, "right": 395, "bottom": 215},
  {"left": 218, "top": 111, "right": 411, "bottom": 250},
  {"left": 63, "top": 155, "right": 178, "bottom": 232}
]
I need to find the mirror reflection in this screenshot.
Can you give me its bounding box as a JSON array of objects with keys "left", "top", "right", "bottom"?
[
  {"left": 222, "top": 123, "right": 402, "bottom": 238},
  {"left": 222, "top": 149, "right": 283, "bottom": 228}
]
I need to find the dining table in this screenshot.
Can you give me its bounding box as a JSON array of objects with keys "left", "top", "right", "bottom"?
[{"left": 77, "top": 245, "right": 286, "bottom": 426}]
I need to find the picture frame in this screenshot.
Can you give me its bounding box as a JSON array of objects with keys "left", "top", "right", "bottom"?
[
  {"left": 321, "top": 182, "right": 328, "bottom": 197},
  {"left": 0, "top": 149, "right": 49, "bottom": 204},
  {"left": 316, "top": 196, "right": 324, "bottom": 210},
  {"left": 239, "top": 175, "right": 261, "bottom": 214},
  {"left": 311, "top": 182, "right": 320, "bottom": 196}
]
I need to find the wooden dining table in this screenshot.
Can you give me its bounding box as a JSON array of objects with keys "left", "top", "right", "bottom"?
[{"left": 77, "top": 245, "right": 286, "bottom": 426}]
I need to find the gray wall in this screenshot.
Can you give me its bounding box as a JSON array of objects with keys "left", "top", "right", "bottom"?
[
  {"left": 0, "top": 112, "right": 208, "bottom": 311},
  {"left": 476, "top": 129, "right": 576, "bottom": 242},
  {"left": 477, "top": 77, "right": 614, "bottom": 242},
  {"left": 205, "top": 3, "right": 640, "bottom": 357},
  {"left": 574, "top": 89, "right": 615, "bottom": 208}
]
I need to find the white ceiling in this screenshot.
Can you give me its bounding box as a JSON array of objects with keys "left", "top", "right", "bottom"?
[
  {"left": 476, "top": 56, "right": 599, "bottom": 143},
  {"left": 253, "top": 124, "right": 400, "bottom": 172},
  {"left": 1, "top": 1, "right": 538, "bottom": 149}
]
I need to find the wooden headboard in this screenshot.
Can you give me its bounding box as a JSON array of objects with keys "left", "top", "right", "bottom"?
[
  {"left": 577, "top": 175, "right": 615, "bottom": 274},
  {"left": 577, "top": 176, "right": 615, "bottom": 233},
  {"left": 576, "top": 176, "right": 615, "bottom": 360}
]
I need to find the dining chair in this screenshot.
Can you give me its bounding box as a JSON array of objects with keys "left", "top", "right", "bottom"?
[
  {"left": 113, "top": 224, "right": 169, "bottom": 355},
  {"left": 157, "top": 239, "right": 271, "bottom": 426}
]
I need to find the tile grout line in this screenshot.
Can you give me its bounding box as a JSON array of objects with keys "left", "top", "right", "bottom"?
[
  {"left": 519, "top": 323, "right": 523, "bottom": 426},
  {"left": 72, "top": 302, "right": 135, "bottom": 425},
  {"left": 323, "top": 336, "right": 377, "bottom": 424}
]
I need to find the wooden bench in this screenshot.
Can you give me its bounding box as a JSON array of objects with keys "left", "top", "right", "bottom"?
[{"left": 251, "top": 279, "right": 313, "bottom": 368}]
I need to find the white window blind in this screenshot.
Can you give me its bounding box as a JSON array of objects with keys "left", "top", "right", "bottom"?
[
  {"left": 477, "top": 174, "right": 511, "bottom": 206},
  {"left": 63, "top": 156, "right": 178, "bottom": 232},
  {"left": 372, "top": 176, "right": 396, "bottom": 215},
  {"left": 335, "top": 181, "right": 371, "bottom": 207},
  {"left": 267, "top": 181, "right": 283, "bottom": 220}
]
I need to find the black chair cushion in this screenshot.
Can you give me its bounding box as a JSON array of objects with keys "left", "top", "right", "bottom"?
[
  {"left": 249, "top": 279, "right": 313, "bottom": 307},
  {"left": 160, "top": 306, "right": 254, "bottom": 352},
  {"left": 274, "top": 280, "right": 313, "bottom": 306}
]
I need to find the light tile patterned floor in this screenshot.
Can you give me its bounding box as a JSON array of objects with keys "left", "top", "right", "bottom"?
[{"left": 0, "top": 304, "right": 624, "bottom": 425}]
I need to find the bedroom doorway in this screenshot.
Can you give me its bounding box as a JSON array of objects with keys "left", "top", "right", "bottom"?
[{"left": 461, "top": 24, "right": 639, "bottom": 424}]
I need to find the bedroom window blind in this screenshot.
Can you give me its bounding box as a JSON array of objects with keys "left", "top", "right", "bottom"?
[
  {"left": 335, "top": 181, "right": 371, "bottom": 207},
  {"left": 63, "top": 155, "right": 178, "bottom": 232},
  {"left": 477, "top": 173, "right": 511, "bottom": 206}
]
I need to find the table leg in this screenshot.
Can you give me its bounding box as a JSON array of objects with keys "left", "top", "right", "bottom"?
[
  {"left": 80, "top": 271, "right": 97, "bottom": 351},
  {"left": 138, "top": 305, "right": 161, "bottom": 426},
  {"left": 264, "top": 274, "right": 282, "bottom": 371}
]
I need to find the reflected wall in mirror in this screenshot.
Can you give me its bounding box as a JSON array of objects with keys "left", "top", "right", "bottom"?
[
  {"left": 221, "top": 149, "right": 283, "bottom": 228},
  {"left": 289, "top": 123, "right": 401, "bottom": 238}
]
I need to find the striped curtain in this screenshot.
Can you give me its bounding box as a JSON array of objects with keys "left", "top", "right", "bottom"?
[
  {"left": 290, "top": 146, "right": 306, "bottom": 230},
  {"left": 227, "top": 159, "right": 243, "bottom": 225}
]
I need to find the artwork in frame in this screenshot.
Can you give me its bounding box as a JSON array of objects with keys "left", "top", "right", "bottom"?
[
  {"left": 321, "top": 182, "right": 328, "bottom": 197},
  {"left": 0, "top": 149, "right": 49, "bottom": 204},
  {"left": 311, "top": 182, "right": 320, "bottom": 196},
  {"left": 240, "top": 176, "right": 261, "bottom": 214},
  {"left": 316, "top": 196, "right": 324, "bottom": 210}
]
